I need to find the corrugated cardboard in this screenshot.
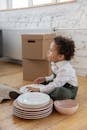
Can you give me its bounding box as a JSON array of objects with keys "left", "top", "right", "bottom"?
[
  {"left": 22, "top": 33, "right": 56, "bottom": 60},
  {"left": 23, "top": 59, "right": 51, "bottom": 81}
]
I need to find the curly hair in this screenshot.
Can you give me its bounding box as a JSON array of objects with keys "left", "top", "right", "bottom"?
[{"left": 54, "top": 36, "right": 75, "bottom": 60}]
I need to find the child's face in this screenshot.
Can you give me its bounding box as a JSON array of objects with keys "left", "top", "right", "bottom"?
[{"left": 47, "top": 41, "right": 64, "bottom": 62}]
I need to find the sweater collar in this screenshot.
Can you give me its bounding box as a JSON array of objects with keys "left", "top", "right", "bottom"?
[{"left": 51, "top": 60, "right": 69, "bottom": 69}]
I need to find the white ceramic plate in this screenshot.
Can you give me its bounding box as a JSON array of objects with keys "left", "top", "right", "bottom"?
[
  {"left": 17, "top": 92, "right": 50, "bottom": 108},
  {"left": 13, "top": 109, "right": 52, "bottom": 119},
  {"left": 13, "top": 99, "right": 53, "bottom": 111},
  {"left": 13, "top": 106, "right": 53, "bottom": 116},
  {"left": 19, "top": 84, "right": 45, "bottom": 93}
]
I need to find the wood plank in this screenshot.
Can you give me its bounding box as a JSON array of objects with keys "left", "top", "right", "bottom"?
[{"left": 0, "top": 61, "right": 87, "bottom": 130}]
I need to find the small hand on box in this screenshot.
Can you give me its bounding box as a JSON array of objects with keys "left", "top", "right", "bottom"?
[
  {"left": 26, "top": 77, "right": 45, "bottom": 92},
  {"left": 34, "top": 77, "right": 45, "bottom": 84}
]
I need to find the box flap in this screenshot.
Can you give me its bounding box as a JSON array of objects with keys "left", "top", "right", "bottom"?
[{"left": 22, "top": 33, "right": 56, "bottom": 40}]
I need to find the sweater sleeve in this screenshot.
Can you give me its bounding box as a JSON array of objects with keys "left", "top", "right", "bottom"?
[
  {"left": 40, "top": 70, "right": 70, "bottom": 94},
  {"left": 45, "top": 74, "right": 54, "bottom": 82}
]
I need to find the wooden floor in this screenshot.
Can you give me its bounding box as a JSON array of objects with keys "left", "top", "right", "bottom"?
[{"left": 0, "top": 61, "right": 87, "bottom": 130}]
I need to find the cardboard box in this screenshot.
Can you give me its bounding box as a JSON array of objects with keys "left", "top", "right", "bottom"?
[
  {"left": 23, "top": 59, "right": 51, "bottom": 81},
  {"left": 22, "top": 33, "right": 56, "bottom": 60}
]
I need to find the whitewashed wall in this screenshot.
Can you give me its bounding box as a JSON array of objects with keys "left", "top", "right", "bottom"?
[
  {"left": 0, "top": 0, "right": 87, "bottom": 76},
  {"left": 0, "top": 0, "right": 7, "bottom": 10}
]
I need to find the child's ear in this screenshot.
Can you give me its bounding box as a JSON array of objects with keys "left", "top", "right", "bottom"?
[{"left": 58, "top": 54, "right": 65, "bottom": 60}]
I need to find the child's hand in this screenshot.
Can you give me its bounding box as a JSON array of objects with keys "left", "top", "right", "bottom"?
[
  {"left": 26, "top": 87, "right": 40, "bottom": 92},
  {"left": 34, "top": 77, "right": 46, "bottom": 84}
]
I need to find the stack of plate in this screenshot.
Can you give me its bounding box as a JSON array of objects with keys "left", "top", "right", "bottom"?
[{"left": 13, "top": 92, "right": 53, "bottom": 119}]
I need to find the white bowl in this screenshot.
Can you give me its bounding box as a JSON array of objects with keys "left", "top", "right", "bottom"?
[{"left": 54, "top": 99, "right": 79, "bottom": 115}]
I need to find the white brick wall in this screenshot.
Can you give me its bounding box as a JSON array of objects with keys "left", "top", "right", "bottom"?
[{"left": 0, "top": 0, "right": 87, "bottom": 76}]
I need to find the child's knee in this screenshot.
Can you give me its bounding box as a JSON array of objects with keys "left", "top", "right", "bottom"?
[
  {"left": 49, "top": 87, "right": 72, "bottom": 100},
  {"left": 56, "top": 88, "right": 71, "bottom": 99}
]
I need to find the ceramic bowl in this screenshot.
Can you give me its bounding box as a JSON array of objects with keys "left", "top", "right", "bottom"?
[{"left": 54, "top": 99, "right": 79, "bottom": 115}]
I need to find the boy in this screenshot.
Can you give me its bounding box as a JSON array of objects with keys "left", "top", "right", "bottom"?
[
  {"left": 27, "top": 36, "right": 78, "bottom": 100},
  {"left": 9, "top": 36, "right": 78, "bottom": 100}
]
